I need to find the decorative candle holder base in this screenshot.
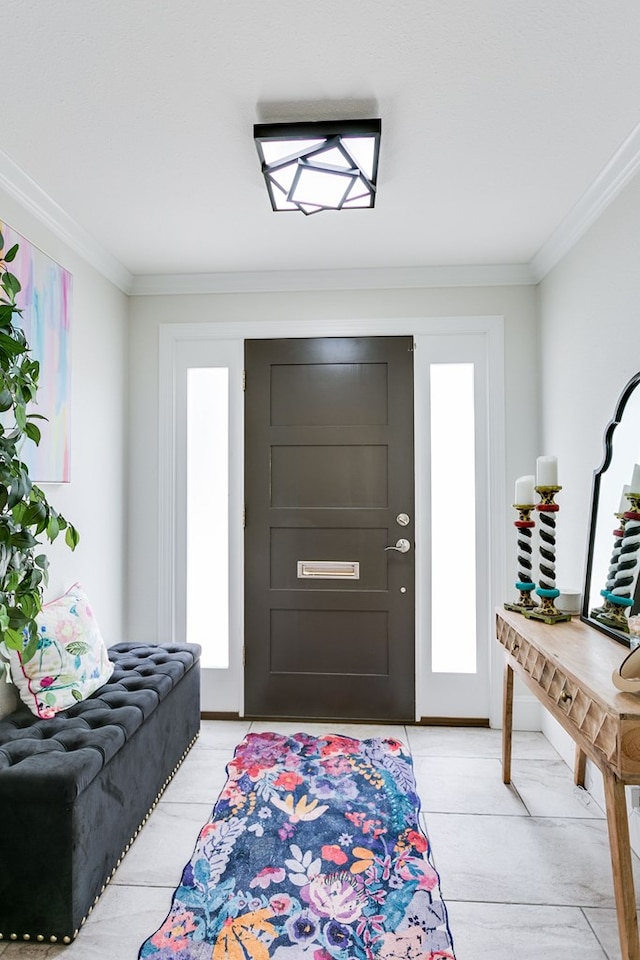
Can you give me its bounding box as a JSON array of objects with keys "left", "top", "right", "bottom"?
[
  {"left": 504, "top": 599, "right": 538, "bottom": 614},
  {"left": 591, "top": 594, "right": 633, "bottom": 633},
  {"left": 523, "top": 592, "right": 572, "bottom": 624},
  {"left": 504, "top": 585, "right": 538, "bottom": 614}
]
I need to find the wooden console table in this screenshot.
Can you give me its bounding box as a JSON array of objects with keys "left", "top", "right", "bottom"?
[{"left": 497, "top": 608, "right": 640, "bottom": 960}]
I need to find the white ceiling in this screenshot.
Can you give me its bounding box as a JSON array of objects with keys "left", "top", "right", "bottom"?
[{"left": 3, "top": 0, "right": 640, "bottom": 292}]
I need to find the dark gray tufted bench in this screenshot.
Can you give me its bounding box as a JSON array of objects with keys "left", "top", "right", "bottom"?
[{"left": 0, "top": 641, "right": 201, "bottom": 945}]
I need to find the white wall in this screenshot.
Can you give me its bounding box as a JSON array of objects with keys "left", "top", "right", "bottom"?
[
  {"left": 538, "top": 171, "right": 640, "bottom": 592},
  {"left": 128, "top": 284, "right": 538, "bottom": 721},
  {"left": 0, "top": 189, "right": 129, "bottom": 716},
  {"left": 538, "top": 168, "right": 640, "bottom": 838}
]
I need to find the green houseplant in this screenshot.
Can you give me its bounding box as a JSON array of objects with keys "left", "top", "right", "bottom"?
[{"left": 0, "top": 230, "right": 79, "bottom": 666}]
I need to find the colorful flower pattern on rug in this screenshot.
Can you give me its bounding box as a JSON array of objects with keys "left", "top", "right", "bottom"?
[{"left": 139, "top": 732, "right": 456, "bottom": 959}]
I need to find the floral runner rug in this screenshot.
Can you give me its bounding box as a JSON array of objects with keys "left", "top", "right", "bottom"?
[{"left": 139, "top": 731, "right": 456, "bottom": 959}]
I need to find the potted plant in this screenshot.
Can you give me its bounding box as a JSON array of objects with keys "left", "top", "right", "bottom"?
[{"left": 0, "top": 230, "right": 78, "bottom": 665}]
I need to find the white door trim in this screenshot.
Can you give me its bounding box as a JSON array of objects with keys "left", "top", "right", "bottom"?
[{"left": 158, "top": 315, "right": 506, "bottom": 721}]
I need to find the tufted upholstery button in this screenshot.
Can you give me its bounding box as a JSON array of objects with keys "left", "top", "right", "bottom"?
[
  {"left": 0, "top": 739, "right": 65, "bottom": 766},
  {"left": 92, "top": 689, "right": 159, "bottom": 718},
  {"left": 80, "top": 706, "right": 144, "bottom": 739},
  {"left": 53, "top": 725, "right": 126, "bottom": 763},
  {"left": 111, "top": 674, "right": 174, "bottom": 698}
]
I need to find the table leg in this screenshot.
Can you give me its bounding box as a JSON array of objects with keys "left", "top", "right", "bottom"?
[
  {"left": 502, "top": 660, "right": 514, "bottom": 784},
  {"left": 603, "top": 767, "right": 640, "bottom": 960},
  {"left": 574, "top": 746, "right": 587, "bottom": 787}
]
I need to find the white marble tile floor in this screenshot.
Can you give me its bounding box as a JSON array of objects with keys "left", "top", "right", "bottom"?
[{"left": 0, "top": 722, "right": 630, "bottom": 959}]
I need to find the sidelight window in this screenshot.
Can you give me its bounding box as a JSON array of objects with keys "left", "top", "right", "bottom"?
[
  {"left": 186, "top": 367, "right": 229, "bottom": 668},
  {"left": 430, "top": 363, "right": 477, "bottom": 673}
]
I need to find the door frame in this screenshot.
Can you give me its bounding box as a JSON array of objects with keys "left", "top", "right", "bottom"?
[{"left": 158, "top": 315, "right": 506, "bottom": 725}]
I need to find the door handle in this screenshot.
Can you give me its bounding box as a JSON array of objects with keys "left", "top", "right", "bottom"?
[{"left": 385, "top": 538, "right": 411, "bottom": 554}]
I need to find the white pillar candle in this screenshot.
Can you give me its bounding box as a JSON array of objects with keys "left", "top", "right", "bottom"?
[
  {"left": 536, "top": 455, "right": 558, "bottom": 487},
  {"left": 619, "top": 485, "right": 631, "bottom": 513},
  {"left": 630, "top": 463, "right": 640, "bottom": 493},
  {"left": 514, "top": 475, "right": 535, "bottom": 504}
]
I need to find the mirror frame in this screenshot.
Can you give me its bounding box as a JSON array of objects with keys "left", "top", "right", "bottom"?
[{"left": 581, "top": 370, "right": 640, "bottom": 646}]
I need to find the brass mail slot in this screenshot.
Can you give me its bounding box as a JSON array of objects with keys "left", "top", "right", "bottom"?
[{"left": 297, "top": 560, "right": 360, "bottom": 580}]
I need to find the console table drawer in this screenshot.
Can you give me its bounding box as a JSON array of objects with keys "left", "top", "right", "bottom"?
[{"left": 497, "top": 615, "right": 621, "bottom": 773}]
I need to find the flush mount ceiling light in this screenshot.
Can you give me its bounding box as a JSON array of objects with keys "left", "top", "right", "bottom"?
[{"left": 253, "top": 119, "right": 381, "bottom": 215}]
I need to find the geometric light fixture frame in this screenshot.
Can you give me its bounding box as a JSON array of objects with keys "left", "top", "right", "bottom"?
[{"left": 253, "top": 119, "right": 381, "bottom": 216}]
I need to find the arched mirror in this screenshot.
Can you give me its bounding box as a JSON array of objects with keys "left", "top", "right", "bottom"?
[{"left": 582, "top": 371, "right": 640, "bottom": 647}]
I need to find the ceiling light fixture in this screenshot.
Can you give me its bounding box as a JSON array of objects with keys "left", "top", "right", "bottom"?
[{"left": 253, "top": 119, "right": 381, "bottom": 215}]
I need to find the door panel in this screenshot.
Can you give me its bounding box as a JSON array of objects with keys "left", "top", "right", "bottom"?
[
  {"left": 271, "top": 444, "right": 388, "bottom": 507},
  {"left": 270, "top": 362, "right": 388, "bottom": 425},
  {"left": 269, "top": 610, "right": 389, "bottom": 675},
  {"left": 244, "top": 336, "right": 415, "bottom": 721}
]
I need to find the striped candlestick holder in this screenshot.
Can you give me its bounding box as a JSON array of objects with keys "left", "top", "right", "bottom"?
[
  {"left": 525, "top": 485, "right": 571, "bottom": 623},
  {"left": 591, "top": 512, "right": 627, "bottom": 620},
  {"left": 504, "top": 504, "right": 538, "bottom": 613},
  {"left": 594, "top": 493, "right": 640, "bottom": 633}
]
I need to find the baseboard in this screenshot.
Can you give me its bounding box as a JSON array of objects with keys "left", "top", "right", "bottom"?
[
  {"left": 417, "top": 717, "right": 490, "bottom": 727},
  {"left": 201, "top": 712, "right": 492, "bottom": 727},
  {"left": 201, "top": 711, "right": 242, "bottom": 720}
]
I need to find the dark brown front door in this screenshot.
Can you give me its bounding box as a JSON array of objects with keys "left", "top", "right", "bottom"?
[{"left": 244, "top": 336, "right": 415, "bottom": 721}]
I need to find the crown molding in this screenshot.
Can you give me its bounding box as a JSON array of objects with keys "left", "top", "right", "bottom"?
[
  {"left": 130, "top": 262, "right": 535, "bottom": 295},
  {"left": 4, "top": 118, "right": 640, "bottom": 295},
  {"left": 0, "top": 146, "right": 133, "bottom": 293},
  {"left": 530, "top": 118, "right": 640, "bottom": 282}
]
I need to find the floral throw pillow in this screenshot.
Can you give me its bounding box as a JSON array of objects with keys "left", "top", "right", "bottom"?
[{"left": 3, "top": 583, "right": 113, "bottom": 718}]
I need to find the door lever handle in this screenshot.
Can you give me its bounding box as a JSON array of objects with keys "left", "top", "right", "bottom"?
[{"left": 385, "top": 538, "right": 411, "bottom": 554}]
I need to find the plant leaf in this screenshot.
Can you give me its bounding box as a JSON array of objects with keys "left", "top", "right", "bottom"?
[
  {"left": 0, "top": 304, "right": 15, "bottom": 325},
  {"left": 1, "top": 272, "right": 21, "bottom": 298},
  {"left": 65, "top": 525, "right": 80, "bottom": 549},
  {"left": 0, "top": 331, "right": 24, "bottom": 357},
  {"left": 3, "top": 245, "right": 18, "bottom": 264},
  {"left": 2, "top": 628, "right": 23, "bottom": 651},
  {"left": 24, "top": 422, "right": 41, "bottom": 445},
  {"left": 22, "top": 502, "right": 46, "bottom": 526},
  {"left": 21, "top": 632, "right": 39, "bottom": 663}
]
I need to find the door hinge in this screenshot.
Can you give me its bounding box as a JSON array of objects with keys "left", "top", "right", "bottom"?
[
  {"left": 243, "top": 505, "right": 246, "bottom": 528},
  {"left": 410, "top": 340, "right": 416, "bottom": 352},
  {"left": 242, "top": 369, "right": 246, "bottom": 391},
  {"left": 242, "top": 646, "right": 246, "bottom": 667}
]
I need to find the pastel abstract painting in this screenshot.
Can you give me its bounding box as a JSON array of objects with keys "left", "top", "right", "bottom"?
[{"left": 1, "top": 221, "right": 72, "bottom": 482}]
